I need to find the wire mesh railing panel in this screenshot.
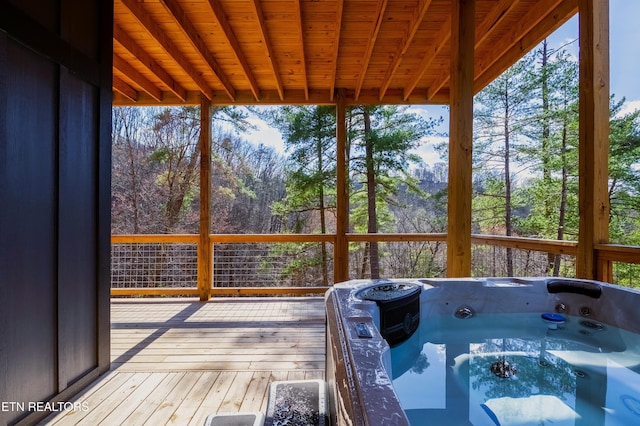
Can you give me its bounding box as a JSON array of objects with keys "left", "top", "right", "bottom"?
[
  {"left": 112, "top": 235, "right": 640, "bottom": 294},
  {"left": 111, "top": 243, "right": 198, "bottom": 288},
  {"left": 347, "top": 241, "right": 577, "bottom": 280},
  {"left": 212, "top": 242, "right": 334, "bottom": 288},
  {"left": 471, "top": 245, "right": 576, "bottom": 278},
  {"left": 612, "top": 262, "right": 640, "bottom": 289},
  {"left": 348, "top": 241, "right": 448, "bottom": 279}
]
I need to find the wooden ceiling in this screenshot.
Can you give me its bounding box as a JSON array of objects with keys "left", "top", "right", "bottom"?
[{"left": 112, "top": 0, "right": 578, "bottom": 106}]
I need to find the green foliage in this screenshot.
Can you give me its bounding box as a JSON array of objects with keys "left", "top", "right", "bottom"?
[{"left": 264, "top": 106, "right": 337, "bottom": 232}]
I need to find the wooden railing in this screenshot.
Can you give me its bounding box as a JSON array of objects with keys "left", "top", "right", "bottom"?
[{"left": 110, "top": 233, "right": 640, "bottom": 297}]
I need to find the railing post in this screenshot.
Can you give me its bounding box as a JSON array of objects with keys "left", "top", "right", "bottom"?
[
  {"left": 577, "top": 0, "right": 610, "bottom": 280},
  {"left": 447, "top": 0, "right": 475, "bottom": 277},
  {"left": 334, "top": 90, "right": 349, "bottom": 284},
  {"left": 198, "top": 94, "right": 212, "bottom": 301}
]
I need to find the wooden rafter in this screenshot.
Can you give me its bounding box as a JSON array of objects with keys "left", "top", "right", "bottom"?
[
  {"left": 113, "top": 24, "right": 187, "bottom": 102},
  {"left": 476, "top": 0, "right": 521, "bottom": 46},
  {"left": 120, "top": 0, "right": 215, "bottom": 100},
  {"left": 113, "top": 54, "right": 162, "bottom": 102},
  {"left": 355, "top": 0, "right": 388, "bottom": 100},
  {"left": 473, "top": 0, "right": 569, "bottom": 91},
  {"left": 293, "top": 0, "right": 309, "bottom": 101},
  {"left": 474, "top": 0, "right": 578, "bottom": 92},
  {"left": 405, "top": 15, "right": 451, "bottom": 101},
  {"left": 329, "top": 0, "right": 344, "bottom": 102},
  {"left": 113, "top": 75, "right": 138, "bottom": 101},
  {"left": 248, "top": 0, "right": 284, "bottom": 101},
  {"left": 156, "top": 0, "right": 235, "bottom": 101},
  {"left": 206, "top": 0, "right": 261, "bottom": 101},
  {"left": 379, "top": 0, "right": 432, "bottom": 101}
]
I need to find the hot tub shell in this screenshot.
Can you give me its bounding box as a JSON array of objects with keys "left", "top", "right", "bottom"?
[{"left": 324, "top": 277, "right": 640, "bottom": 426}]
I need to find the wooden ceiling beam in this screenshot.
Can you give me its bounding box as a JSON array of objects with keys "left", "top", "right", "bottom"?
[
  {"left": 157, "top": 0, "right": 235, "bottom": 101},
  {"left": 379, "top": 0, "right": 432, "bottom": 101},
  {"left": 113, "top": 25, "right": 187, "bottom": 102},
  {"left": 206, "top": 0, "right": 261, "bottom": 101},
  {"left": 112, "top": 87, "right": 449, "bottom": 107},
  {"left": 120, "top": 0, "right": 215, "bottom": 101},
  {"left": 294, "top": 0, "right": 309, "bottom": 101},
  {"left": 355, "top": 0, "right": 388, "bottom": 100},
  {"left": 113, "top": 54, "right": 163, "bottom": 102},
  {"left": 404, "top": 14, "right": 451, "bottom": 101},
  {"left": 113, "top": 75, "right": 138, "bottom": 102},
  {"left": 473, "top": 0, "right": 571, "bottom": 91},
  {"left": 427, "top": 0, "right": 519, "bottom": 101},
  {"left": 248, "top": 0, "right": 284, "bottom": 101},
  {"left": 329, "top": 0, "right": 344, "bottom": 102}
]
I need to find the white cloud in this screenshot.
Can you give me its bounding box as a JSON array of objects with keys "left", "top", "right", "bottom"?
[
  {"left": 244, "top": 116, "right": 286, "bottom": 153},
  {"left": 411, "top": 136, "right": 448, "bottom": 166},
  {"left": 618, "top": 99, "right": 640, "bottom": 117}
]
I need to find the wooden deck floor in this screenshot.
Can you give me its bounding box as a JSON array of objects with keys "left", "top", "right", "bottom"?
[{"left": 41, "top": 297, "right": 326, "bottom": 425}]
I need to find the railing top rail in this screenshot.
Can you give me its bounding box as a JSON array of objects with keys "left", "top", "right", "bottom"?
[
  {"left": 111, "top": 234, "right": 199, "bottom": 243},
  {"left": 595, "top": 243, "right": 640, "bottom": 263},
  {"left": 346, "top": 233, "right": 447, "bottom": 242},
  {"left": 209, "top": 233, "right": 336, "bottom": 243},
  {"left": 471, "top": 234, "right": 579, "bottom": 255}
]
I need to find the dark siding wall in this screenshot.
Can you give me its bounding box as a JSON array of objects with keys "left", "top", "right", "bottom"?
[
  {"left": 1, "top": 39, "right": 59, "bottom": 413},
  {"left": 0, "top": 1, "right": 111, "bottom": 424},
  {"left": 58, "top": 70, "right": 100, "bottom": 390}
]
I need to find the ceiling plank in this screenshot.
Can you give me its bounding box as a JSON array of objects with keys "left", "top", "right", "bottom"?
[
  {"left": 294, "top": 0, "right": 309, "bottom": 101},
  {"left": 404, "top": 14, "right": 451, "bottom": 101},
  {"left": 355, "top": 0, "right": 388, "bottom": 100},
  {"left": 113, "top": 25, "right": 187, "bottom": 102},
  {"left": 329, "top": 0, "right": 344, "bottom": 101},
  {"left": 206, "top": 0, "right": 260, "bottom": 101},
  {"left": 113, "top": 54, "right": 163, "bottom": 102},
  {"left": 427, "top": 0, "right": 520, "bottom": 100},
  {"left": 248, "top": 0, "right": 284, "bottom": 101},
  {"left": 378, "top": 0, "right": 432, "bottom": 101},
  {"left": 120, "top": 0, "right": 215, "bottom": 101},
  {"left": 157, "top": 0, "right": 235, "bottom": 101},
  {"left": 113, "top": 75, "right": 138, "bottom": 102}
]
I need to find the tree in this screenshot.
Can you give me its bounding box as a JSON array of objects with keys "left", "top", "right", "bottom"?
[
  {"left": 265, "top": 106, "right": 337, "bottom": 285},
  {"left": 473, "top": 51, "right": 538, "bottom": 276},
  {"left": 349, "top": 105, "right": 436, "bottom": 278},
  {"left": 111, "top": 105, "right": 254, "bottom": 233},
  {"left": 149, "top": 107, "right": 201, "bottom": 233},
  {"left": 607, "top": 99, "right": 640, "bottom": 245},
  {"left": 112, "top": 107, "right": 158, "bottom": 233},
  {"left": 519, "top": 44, "right": 580, "bottom": 276}
]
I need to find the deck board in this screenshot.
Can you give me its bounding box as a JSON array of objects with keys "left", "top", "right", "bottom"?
[{"left": 41, "top": 297, "right": 326, "bottom": 425}]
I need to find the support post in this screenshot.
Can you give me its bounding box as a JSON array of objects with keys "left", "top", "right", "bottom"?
[
  {"left": 334, "top": 90, "right": 349, "bottom": 284},
  {"left": 447, "top": 0, "right": 475, "bottom": 277},
  {"left": 198, "top": 94, "right": 212, "bottom": 300},
  {"left": 577, "top": 0, "right": 610, "bottom": 280}
]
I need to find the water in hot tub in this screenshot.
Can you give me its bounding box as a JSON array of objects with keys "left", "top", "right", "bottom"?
[{"left": 390, "top": 313, "right": 640, "bottom": 425}]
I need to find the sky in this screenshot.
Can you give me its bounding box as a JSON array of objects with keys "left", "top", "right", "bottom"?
[{"left": 240, "top": 1, "right": 640, "bottom": 163}]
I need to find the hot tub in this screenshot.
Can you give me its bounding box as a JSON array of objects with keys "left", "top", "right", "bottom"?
[{"left": 325, "top": 278, "right": 640, "bottom": 425}]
